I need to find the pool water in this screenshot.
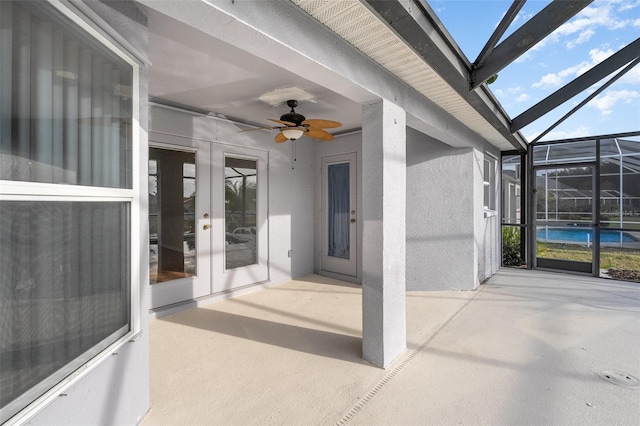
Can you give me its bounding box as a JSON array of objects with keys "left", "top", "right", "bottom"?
[{"left": 537, "top": 227, "right": 638, "bottom": 243}]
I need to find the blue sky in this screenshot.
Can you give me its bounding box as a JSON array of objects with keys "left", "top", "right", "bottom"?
[{"left": 431, "top": 0, "right": 640, "bottom": 142}]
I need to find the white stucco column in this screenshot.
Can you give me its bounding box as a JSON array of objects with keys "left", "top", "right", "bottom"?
[{"left": 361, "top": 99, "right": 406, "bottom": 368}]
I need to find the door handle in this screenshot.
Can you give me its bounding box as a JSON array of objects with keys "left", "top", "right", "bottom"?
[{"left": 203, "top": 224, "right": 211, "bottom": 230}]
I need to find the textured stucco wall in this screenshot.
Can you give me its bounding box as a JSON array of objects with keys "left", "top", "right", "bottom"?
[
  {"left": 361, "top": 99, "right": 406, "bottom": 368},
  {"left": 406, "top": 129, "right": 477, "bottom": 290},
  {"left": 406, "top": 128, "right": 501, "bottom": 290},
  {"left": 28, "top": 1, "right": 151, "bottom": 425}
]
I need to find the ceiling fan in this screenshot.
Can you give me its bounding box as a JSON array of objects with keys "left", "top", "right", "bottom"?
[{"left": 240, "top": 100, "right": 342, "bottom": 143}]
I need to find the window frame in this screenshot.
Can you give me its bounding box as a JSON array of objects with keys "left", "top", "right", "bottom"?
[
  {"left": 484, "top": 153, "right": 498, "bottom": 212},
  {"left": 0, "top": 0, "right": 141, "bottom": 423}
]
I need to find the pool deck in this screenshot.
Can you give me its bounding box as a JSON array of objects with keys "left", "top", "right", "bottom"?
[{"left": 143, "top": 268, "right": 640, "bottom": 425}]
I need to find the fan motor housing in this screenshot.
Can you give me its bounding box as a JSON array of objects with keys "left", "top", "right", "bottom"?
[{"left": 280, "top": 111, "right": 306, "bottom": 126}]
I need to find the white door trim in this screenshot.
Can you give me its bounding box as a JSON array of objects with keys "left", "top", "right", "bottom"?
[
  {"left": 149, "top": 136, "right": 212, "bottom": 309},
  {"left": 212, "top": 145, "right": 269, "bottom": 292},
  {"left": 321, "top": 152, "right": 358, "bottom": 277}
]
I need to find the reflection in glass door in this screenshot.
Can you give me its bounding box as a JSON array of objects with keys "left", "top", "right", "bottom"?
[
  {"left": 321, "top": 153, "right": 357, "bottom": 277},
  {"left": 224, "top": 157, "right": 257, "bottom": 270},
  {"left": 535, "top": 165, "right": 595, "bottom": 273},
  {"left": 149, "top": 148, "right": 197, "bottom": 283},
  {"left": 148, "top": 141, "right": 211, "bottom": 309}
]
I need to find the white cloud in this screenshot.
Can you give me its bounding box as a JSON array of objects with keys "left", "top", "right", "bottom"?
[
  {"left": 586, "top": 89, "right": 640, "bottom": 115},
  {"left": 514, "top": 51, "right": 533, "bottom": 64},
  {"left": 516, "top": 93, "right": 531, "bottom": 102},
  {"left": 527, "top": 125, "right": 591, "bottom": 142},
  {"left": 532, "top": 47, "right": 616, "bottom": 89},
  {"left": 533, "top": 73, "right": 563, "bottom": 88},
  {"left": 493, "top": 89, "right": 506, "bottom": 98},
  {"left": 566, "top": 29, "right": 595, "bottom": 49},
  {"left": 589, "top": 46, "right": 616, "bottom": 63},
  {"left": 556, "top": 2, "right": 631, "bottom": 36},
  {"left": 507, "top": 0, "right": 633, "bottom": 64},
  {"left": 619, "top": 63, "right": 640, "bottom": 84},
  {"left": 513, "top": 11, "right": 534, "bottom": 25},
  {"left": 618, "top": 0, "right": 640, "bottom": 11},
  {"left": 508, "top": 87, "right": 524, "bottom": 94},
  {"left": 516, "top": 0, "right": 632, "bottom": 63}
]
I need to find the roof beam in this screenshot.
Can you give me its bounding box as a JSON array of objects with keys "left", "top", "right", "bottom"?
[
  {"left": 362, "top": 0, "right": 527, "bottom": 152},
  {"left": 512, "top": 38, "right": 640, "bottom": 132},
  {"left": 531, "top": 56, "right": 640, "bottom": 144},
  {"left": 473, "top": 0, "right": 526, "bottom": 70},
  {"left": 471, "top": 0, "right": 593, "bottom": 89}
]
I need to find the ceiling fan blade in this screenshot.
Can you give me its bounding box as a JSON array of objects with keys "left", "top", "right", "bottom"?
[
  {"left": 304, "top": 126, "right": 334, "bottom": 141},
  {"left": 302, "top": 119, "right": 342, "bottom": 129},
  {"left": 275, "top": 132, "right": 288, "bottom": 143},
  {"left": 237, "top": 126, "right": 278, "bottom": 133},
  {"left": 269, "top": 118, "right": 297, "bottom": 126}
]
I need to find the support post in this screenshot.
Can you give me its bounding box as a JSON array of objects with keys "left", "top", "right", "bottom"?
[{"left": 361, "top": 99, "right": 406, "bottom": 368}]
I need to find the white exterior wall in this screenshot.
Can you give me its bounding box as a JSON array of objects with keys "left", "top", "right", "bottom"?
[
  {"left": 149, "top": 104, "right": 316, "bottom": 284},
  {"left": 406, "top": 128, "right": 500, "bottom": 291},
  {"left": 27, "top": 1, "right": 151, "bottom": 424}
]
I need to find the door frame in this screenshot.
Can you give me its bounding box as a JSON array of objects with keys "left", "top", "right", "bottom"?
[
  {"left": 320, "top": 152, "right": 358, "bottom": 277},
  {"left": 533, "top": 162, "right": 599, "bottom": 275},
  {"left": 212, "top": 145, "right": 269, "bottom": 293},
  {"left": 149, "top": 134, "right": 212, "bottom": 308}
]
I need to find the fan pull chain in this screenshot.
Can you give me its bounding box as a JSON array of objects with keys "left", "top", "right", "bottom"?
[{"left": 291, "top": 139, "right": 297, "bottom": 170}]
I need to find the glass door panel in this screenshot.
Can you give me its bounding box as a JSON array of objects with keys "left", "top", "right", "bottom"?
[
  {"left": 535, "top": 166, "right": 595, "bottom": 273},
  {"left": 149, "top": 139, "right": 211, "bottom": 309},
  {"left": 212, "top": 146, "right": 268, "bottom": 293},
  {"left": 149, "top": 148, "right": 197, "bottom": 283},
  {"left": 321, "top": 153, "right": 357, "bottom": 277},
  {"left": 224, "top": 157, "right": 257, "bottom": 270},
  {"left": 327, "top": 162, "right": 351, "bottom": 260}
]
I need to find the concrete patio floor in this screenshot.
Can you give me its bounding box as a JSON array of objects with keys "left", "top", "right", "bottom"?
[{"left": 143, "top": 269, "right": 640, "bottom": 425}]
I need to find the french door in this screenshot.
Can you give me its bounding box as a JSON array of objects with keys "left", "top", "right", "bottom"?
[
  {"left": 149, "top": 134, "right": 269, "bottom": 309},
  {"left": 321, "top": 153, "right": 358, "bottom": 277},
  {"left": 149, "top": 137, "right": 212, "bottom": 308}
]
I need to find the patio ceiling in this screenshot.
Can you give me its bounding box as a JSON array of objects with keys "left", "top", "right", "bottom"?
[
  {"left": 145, "top": 7, "right": 365, "bottom": 134},
  {"left": 145, "top": 0, "right": 636, "bottom": 152},
  {"left": 144, "top": 0, "right": 526, "bottom": 151}
]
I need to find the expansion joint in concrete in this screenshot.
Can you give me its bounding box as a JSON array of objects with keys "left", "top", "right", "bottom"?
[{"left": 335, "top": 285, "right": 487, "bottom": 425}]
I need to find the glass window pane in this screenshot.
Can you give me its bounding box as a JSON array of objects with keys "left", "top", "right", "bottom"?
[
  {"left": 149, "top": 148, "right": 196, "bottom": 283},
  {"left": 0, "top": 201, "right": 131, "bottom": 422},
  {"left": 327, "top": 163, "right": 350, "bottom": 259},
  {"left": 501, "top": 155, "right": 522, "bottom": 224},
  {"left": 225, "top": 157, "right": 257, "bottom": 269},
  {"left": 0, "top": 1, "right": 133, "bottom": 188}
]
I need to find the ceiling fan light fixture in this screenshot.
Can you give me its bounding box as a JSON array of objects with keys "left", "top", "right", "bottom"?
[{"left": 282, "top": 127, "right": 304, "bottom": 140}]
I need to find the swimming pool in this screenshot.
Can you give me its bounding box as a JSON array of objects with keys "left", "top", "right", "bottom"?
[{"left": 537, "top": 227, "right": 638, "bottom": 243}]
